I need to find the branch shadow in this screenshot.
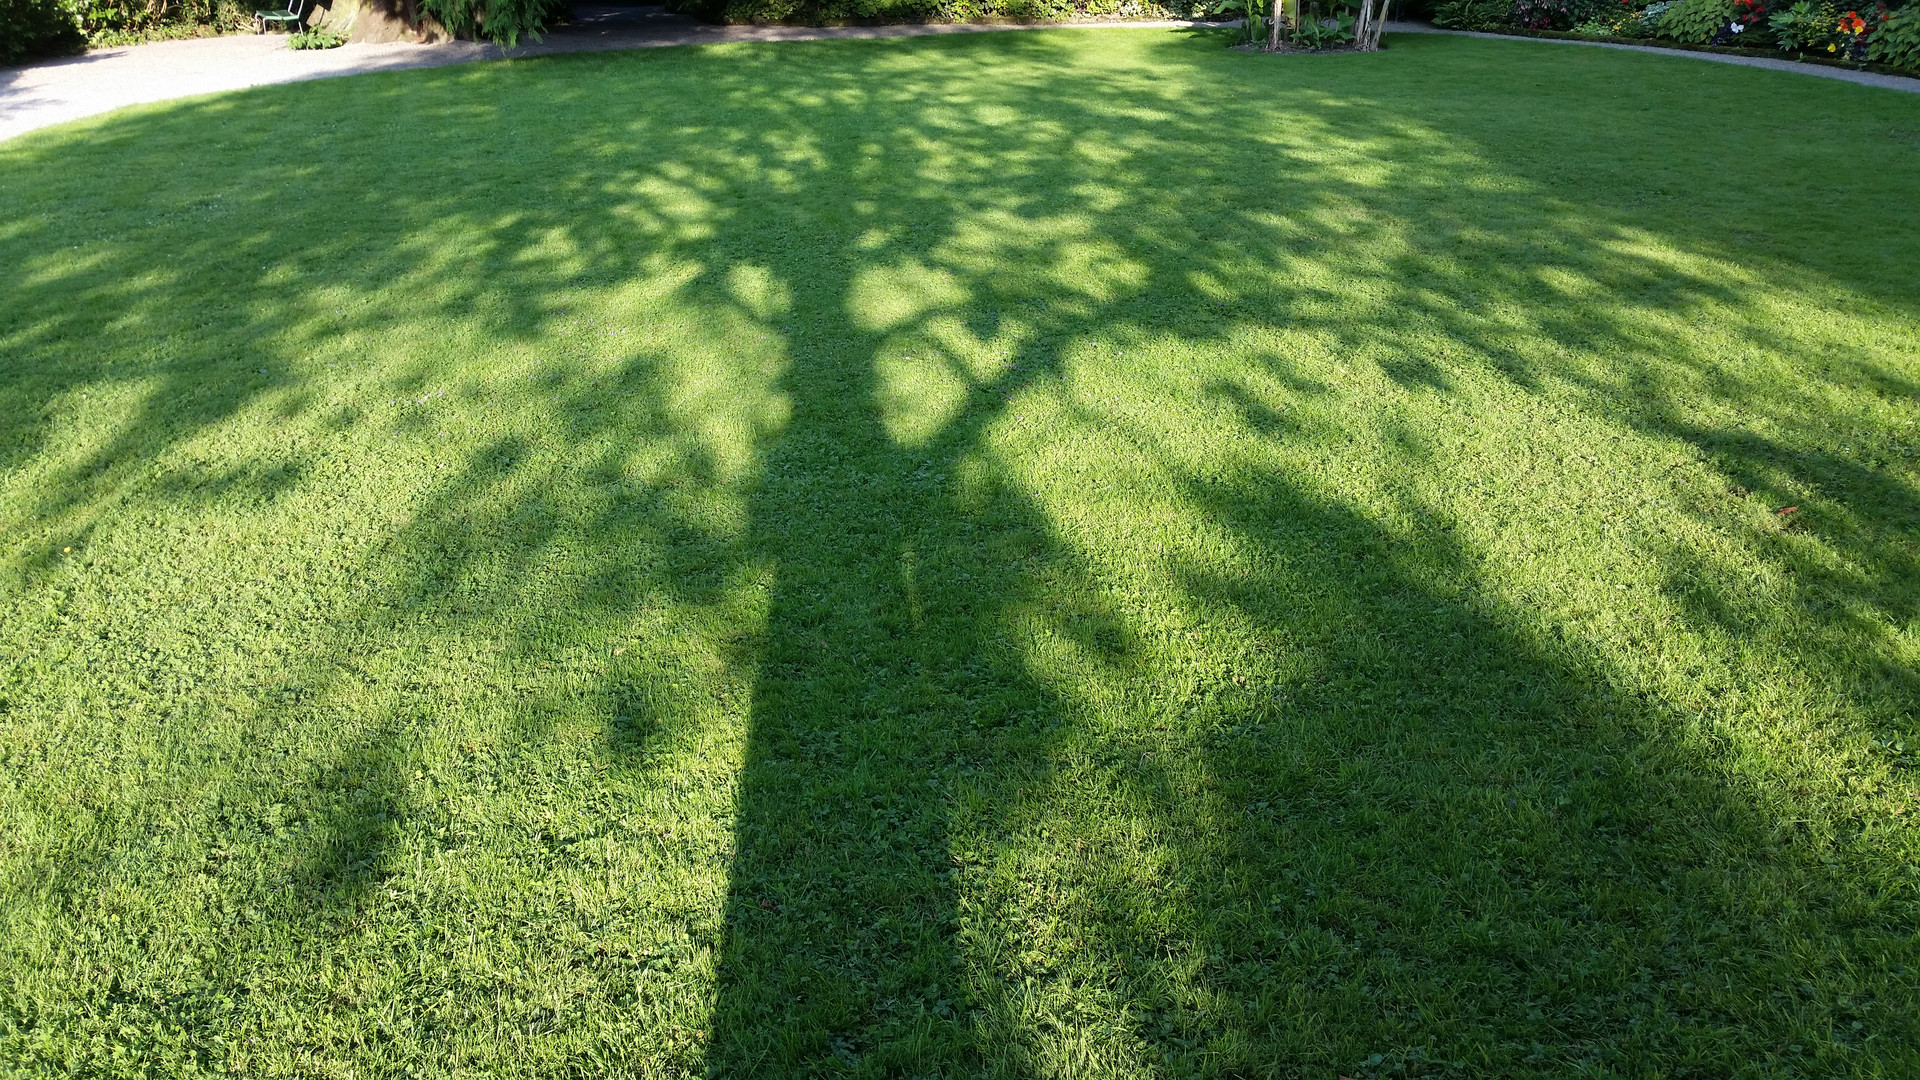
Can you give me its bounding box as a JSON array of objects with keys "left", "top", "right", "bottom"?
[{"left": 0, "top": 25, "right": 1916, "bottom": 1079}]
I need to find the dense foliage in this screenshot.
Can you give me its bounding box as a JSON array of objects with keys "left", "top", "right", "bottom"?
[
  {"left": 1433, "top": 0, "right": 1516, "bottom": 27},
  {"left": 1770, "top": 0, "right": 1844, "bottom": 48},
  {"left": 1655, "top": 0, "right": 1737, "bottom": 40},
  {"left": 286, "top": 19, "right": 344, "bottom": 42},
  {"left": 1213, "top": 0, "right": 1373, "bottom": 50},
  {"left": 420, "top": 0, "right": 567, "bottom": 45},
  {"left": 14, "top": 0, "right": 559, "bottom": 50},
  {"left": 0, "top": 0, "right": 85, "bottom": 61},
  {"left": 1289, "top": 1, "right": 1356, "bottom": 40},
  {"left": 1441, "top": 0, "right": 1918, "bottom": 68},
  {"left": 34, "top": 0, "right": 259, "bottom": 47},
  {"left": 1510, "top": 0, "right": 1613, "bottom": 29},
  {"left": 1869, "top": 1, "right": 1920, "bottom": 63}
]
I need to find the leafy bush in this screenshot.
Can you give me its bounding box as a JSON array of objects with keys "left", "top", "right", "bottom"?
[
  {"left": 1768, "top": 0, "right": 1838, "bottom": 49},
  {"left": 287, "top": 21, "right": 343, "bottom": 43},
  {"left": 419, "top": 0, "right": 567, "bottom": 44},
  {"left": 1724, "top": 0, "right": 1775, "bottom": 45},
  {"left": 67, "top": 0, "right": 252, "bottom": 41},
  {"left": 665, "top": 0, "right": 1195, "bottom": 22},
  {"left": 1867, "top": 2, "right": 1920, "bottom": 67},
  {"left": 1211, "top": 0, "right": 1266, "bottom": 45},
  {"left": 1576, "top": 0, "right": 1665, "bottom": 35},
  {"left": 0, "top": 0, "right": 85, "bottom": 60},
  {"left": 1432, "top": 0, "right": 1513, "bottom": 29},
  {"left": 1655, "top": 0, "right": 1737, "bottom": 41},
  {"left": 1290, "top": 1, "right": 1353, "bottom": 43},
  {"left": 1513, "top": 0, "right": 1612, "bottom": 28}
]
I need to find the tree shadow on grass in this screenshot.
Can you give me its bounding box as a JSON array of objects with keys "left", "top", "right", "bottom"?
[{"left": 0, "top": 25, "right": 1916, "bottom": 1078}]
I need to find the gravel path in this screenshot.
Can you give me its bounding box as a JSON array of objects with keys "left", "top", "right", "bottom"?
[
  {"left": 3, "top": 10, "right": 1913, "bottom": 144},
  {"left": 0, "top": 9, "right": 1222, "bottom": 142}
]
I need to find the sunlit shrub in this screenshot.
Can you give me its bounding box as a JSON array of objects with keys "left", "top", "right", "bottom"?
[{"left": 66, "top": 0, "right": 252, "bottom": 42}]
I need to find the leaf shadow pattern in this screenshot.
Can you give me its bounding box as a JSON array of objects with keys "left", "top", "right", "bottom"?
[{"left": 0, "top": 26, "right": 1916, "bottom": 1079}]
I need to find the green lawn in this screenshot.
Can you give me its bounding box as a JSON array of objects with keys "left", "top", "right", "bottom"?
[{"left": 2, "top": 27, "right": 1918, "bottom": 1078}]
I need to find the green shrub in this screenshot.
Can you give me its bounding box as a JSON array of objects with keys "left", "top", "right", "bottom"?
[
  {"left": 1655, "top": 0, "right": 1736, "bottom": 42},
  {"left": 1513, "top": 0, "right": 1614, "bottom": 29},
  {"left": 1289, "top": 0, "right": 1353, "bottom": 44},
  {"left": 1580, "top": 0, "right": 1666, "bottom": 36},
  {"left": 1432, "top": 0, "right": 1513, "bottom": 29},
  {"left": 287, "top": 21, "right": 343, "bottom": 43},
  {"left": 1724, "top": 0, "right": 1775, "bottom": 47},
  {"left": 419, "top": 0, "right": 568, "bottom": 45},
  {"left": 1211, "top": 0, "right": 1267, "bottom": 45},
  {"left": 1867, "top": 3, "right": 1920, "bottom": 68},
  {"left": 1768, "top": 0, "right": 1838, "bottom": 50},
  {"left": 67, "top": 0, "right": 252, "bottom": 41},
  {"left": 0, "top": 0, "right": 86, "bottom": 61}
]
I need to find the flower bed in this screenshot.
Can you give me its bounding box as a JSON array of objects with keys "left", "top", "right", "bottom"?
[{"left": 1433, "top": 0, "right": 1920, "bottom": 76}]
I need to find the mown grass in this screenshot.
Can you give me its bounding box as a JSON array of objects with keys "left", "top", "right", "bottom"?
[{"left": 2, "top": 27, "right": 1918, "bottom": 1079}]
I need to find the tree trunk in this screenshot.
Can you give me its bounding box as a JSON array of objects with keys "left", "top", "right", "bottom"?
[
  {"left": 1356, "top": 0, "right": 1388, "bottom": 50},
  {"left": 1269, "top": 0, "right": 1282, "bottom": 48}
]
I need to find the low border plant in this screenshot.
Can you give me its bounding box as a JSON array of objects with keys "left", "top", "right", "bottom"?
[
  {"left": 287, "top": 21, "right": 345, "bottom": 44},
  {"left": 1289, "top": 0, "right": 1355, "bottom": 42}
]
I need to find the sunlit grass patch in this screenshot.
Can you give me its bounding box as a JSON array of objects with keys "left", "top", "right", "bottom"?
[{"left": 2, "top": 27, "right": 1918, "bottom": 1079}]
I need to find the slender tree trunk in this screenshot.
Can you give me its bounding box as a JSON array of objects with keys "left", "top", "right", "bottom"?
[
  {"left": 1269, "top": 0, "right": 1282, "bottom": 49},
  {"left": 1355, "top": 0, "right": 1387, "bottom": 50}
]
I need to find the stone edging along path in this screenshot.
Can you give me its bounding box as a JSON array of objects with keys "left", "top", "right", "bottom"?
[{"left": 3, "top": 10, "right": 1915, "bottom": 143}]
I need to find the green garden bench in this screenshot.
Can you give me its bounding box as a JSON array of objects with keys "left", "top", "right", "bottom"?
[{"left": 254, "top": 0, "right": 310, "bottom": 33}]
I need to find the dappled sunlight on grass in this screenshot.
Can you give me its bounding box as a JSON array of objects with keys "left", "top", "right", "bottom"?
[{"left": 1, "top": 25, "right": 1917, "bottom": 1078}]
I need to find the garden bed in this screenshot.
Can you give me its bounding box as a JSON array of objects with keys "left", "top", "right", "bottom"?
[
  {"left": 1462, "top": 24, "right": 1920, "bottom": 79},
  {"left": 1230, "top": 38, "right": 1367, "bottom": 50},
  {"left": 1430, "top": 0, "right": 1920, "bottom": 80}
]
